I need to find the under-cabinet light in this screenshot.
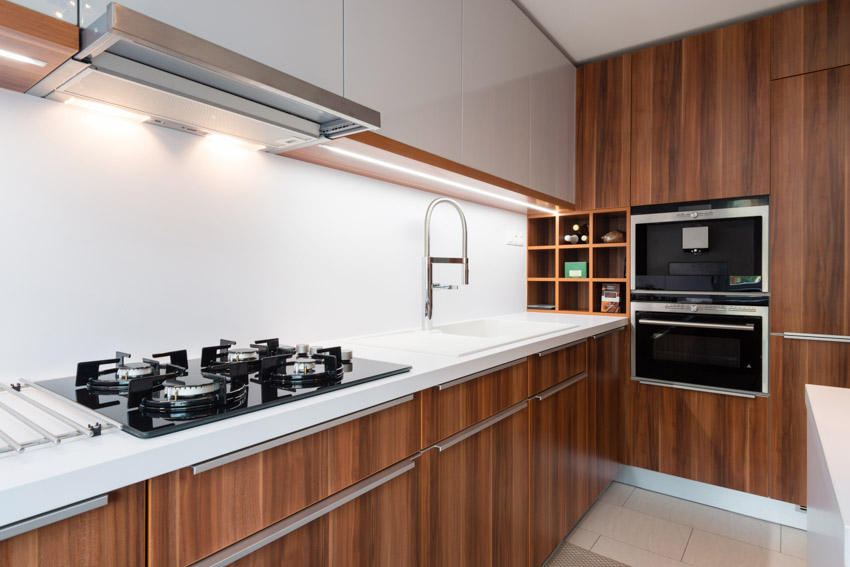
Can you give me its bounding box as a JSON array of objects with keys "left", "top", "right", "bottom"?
[
  {"left": 64, "top": 98, "right": 151, "bottom": 122},
  {"left": 320, "top": 145, "right": 557, "bottom": 214},
  {"left": 0, "top": 48, "right": 47, "bottom": 68},
  {"left": 205, "top": 133, "right": 266, "bottom": 152}
]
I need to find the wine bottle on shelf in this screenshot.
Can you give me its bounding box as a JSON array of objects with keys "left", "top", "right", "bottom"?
[
  {"left": 569, "top": 223, "right": 589, "bottom": 243},
  {"left": 564, "top": 234, "right": 580, "bottom": 244}
]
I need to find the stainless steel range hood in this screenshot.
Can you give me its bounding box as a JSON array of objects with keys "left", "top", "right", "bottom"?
[{"left": 27, "top": 3, "right": 380, "bottom": 153}]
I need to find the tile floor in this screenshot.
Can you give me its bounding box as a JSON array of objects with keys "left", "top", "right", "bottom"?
[{"left": 564, "top": 482, "right": 808, "bottom": 567}]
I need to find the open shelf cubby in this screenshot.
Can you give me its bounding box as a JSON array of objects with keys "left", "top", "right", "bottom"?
[
  {"left": 528, "top": 216, "right": 556, "bottom": 246},
  {"left": 527, "top": 207, "right": 630, "bottom": 316},
  {"left": 527, "top": 281, "right": 556, "bottom": 311}
]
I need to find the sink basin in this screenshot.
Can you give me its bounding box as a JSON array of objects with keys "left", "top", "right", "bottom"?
[{"left": 350, "top": 319, "right": 578, "bottom": 357}]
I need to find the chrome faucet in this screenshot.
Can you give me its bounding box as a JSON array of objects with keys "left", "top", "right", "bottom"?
[{"left": 423, "top": 198, "right": 469, "bottom": 331}]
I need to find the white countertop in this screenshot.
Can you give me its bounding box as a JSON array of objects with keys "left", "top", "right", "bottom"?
[
  {"left": 806, "top": 385, "right": 850, "bottom": 559},
  {"left": 0, "top": 312, "right": 626, "bottom": 527}
]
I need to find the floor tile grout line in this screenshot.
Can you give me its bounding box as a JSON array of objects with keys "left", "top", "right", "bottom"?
[
  {"left": 587, "top": 501, "right": 695, "bottom": 561},
  {"left": 617, "top": 488, "right": 785, "bottom": 554},
  {"left": 680, "top": 526, "right": 694, "bottom": 562}
]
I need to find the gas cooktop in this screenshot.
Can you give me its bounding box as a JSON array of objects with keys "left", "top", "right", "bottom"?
[{"left": 38, "top": 338, "right": 412, "bottom": 438}]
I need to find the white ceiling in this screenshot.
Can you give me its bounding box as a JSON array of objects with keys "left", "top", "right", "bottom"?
[{"left": 514, "top": 0, "right": 819, "bottom": 64}]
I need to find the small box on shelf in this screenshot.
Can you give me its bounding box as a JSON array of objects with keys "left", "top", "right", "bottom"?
[{"left": 563, "top": 262, "right": 587, "bottom": 278}]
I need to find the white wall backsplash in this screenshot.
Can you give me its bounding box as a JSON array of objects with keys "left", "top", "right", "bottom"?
[{"left": 0, "top": 89, "right": 527, "bottom": 380}]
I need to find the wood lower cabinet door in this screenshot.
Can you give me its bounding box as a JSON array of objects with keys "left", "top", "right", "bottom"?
[
  {"left": 630, "top": 17, "right": 770, "bottom": 205},
  {"left": 530, "top": 340, "right": 587, "bottom": 395},
  {"left": 770, "top": 336, "right": 850, "bottom": 506},
  {"left": 0, "top": 483, "right": 145, "bottom": 567},
  {"left": 421, "top": 358, "right": 528, "bottom": 447},
  {"left": 421, "top": 404, "right": 529, "bottom": 567},
  {"left": 771, "top": 0, "right": 850, "bottom": 80},
  {"left": 232, "top": 460, "right": 419, "bottom": 567},
  {"left": 588, "top": 328, "right": 626, "bottom": 501},
  {"left": 530, "top": 372, "right": 590, "bottom": 567},
  {"left": 576, "top": 54, "right": 631, "bottom": 210},
  {"left": 623, "top": 380, "right": 769, "bottom": 496},
  {"left": 770, "top": 66, "right": 850, "bottom": 335},
  {"left": 148, "top": 395, "right": 419, "bottom": 566}
]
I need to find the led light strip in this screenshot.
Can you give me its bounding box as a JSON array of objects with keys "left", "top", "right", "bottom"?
[
  {"left": 64, "top": 97, "right": 150, "bottom": 122},
  {"left": 321, "top": 145, "right": 557, "bottom": 214},
  {"left": 0, "top": 48, "right": 47, "bottom": 68}
]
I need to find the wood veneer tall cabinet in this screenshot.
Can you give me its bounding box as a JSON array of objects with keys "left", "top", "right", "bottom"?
[
  {"left": 630, "top": 17, "right": 770, "bottom": 205},
  {"left": 575, "top": 54, "right": 631, "bottom": 210},
  {"left": 770, "top": 65, "right": 850, "bottom": 335},
  {"left": 771, "top": 0, "right": 850, "bottom": 80}
]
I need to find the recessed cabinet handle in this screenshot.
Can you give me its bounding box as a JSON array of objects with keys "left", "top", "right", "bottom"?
[
  {"left": 434, "top": 402, "right": 528, "bottom": 452},
  {"left": 537, "top": 338, "right": 587, "bottom": 357},
  {"left": 192, "top": 394, "right": 415, "bottom": 474},
  {"left": 779, "top": 332, "right": 850, "bottom": 343},
  {"left": 438, "top": 358, "right": 526, "bottom": 390},
  {"left": 191, "top": 459, "right": 416, "bottom": 567},
  {"left": 0, "top": 494, "right": 108, "bottom": 542},
  {"left": 592, "top": 327, "right": 626, "bottom": 340},
  {"left": 534, "top": 372, "right": 588, "bottom": 401}
]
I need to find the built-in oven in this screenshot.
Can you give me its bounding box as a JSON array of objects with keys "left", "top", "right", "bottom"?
[
  {"left": 631, "top": 294, "right": 769, "bottom": 397},
  {"left": 631, "top": 197, "right": 769, "bottom": 293}
]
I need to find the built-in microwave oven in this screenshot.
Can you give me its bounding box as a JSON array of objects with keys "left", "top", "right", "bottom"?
[
  {"left": 631, "top": 197, "right": 769, "bottom": 293},
  {"left": 630, "top": 294, "right": 769, "bottom": 397}
]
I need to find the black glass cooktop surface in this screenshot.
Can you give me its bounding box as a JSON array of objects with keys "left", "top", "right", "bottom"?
[{"left": 38, "top": 356, "right": 412, "bottom": 438}]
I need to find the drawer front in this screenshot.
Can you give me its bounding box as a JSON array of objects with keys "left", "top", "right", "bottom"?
[
  {"left": 530, "top": 340, "right": 587, "bottom": 395},
  {"left": 149, "top": 395, "right": 420, "bottom": 567},
  {"left": 327, "top": 395, "right": 420, "bottom": 494},
  {"left": 421, "top": 359, "right": 528, "bottom": 447}
]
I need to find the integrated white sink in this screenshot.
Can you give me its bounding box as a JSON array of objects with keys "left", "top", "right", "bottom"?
[{"left": 350, "top": 319, "right": 578, "bottom": 357}]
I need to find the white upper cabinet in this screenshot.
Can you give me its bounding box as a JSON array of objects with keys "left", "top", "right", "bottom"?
[
  {"left": 8, "top": 0, "right": 77, "bottom": 23},
  {"left": 462, "top": 0, "right": 537, "bottom": 187},
  {"left": 80, "top": 0, "right": 344, "bottom": 95},
  {"left": 460, "top": 0, "right": 573, "bottom": 197},
  {"left": 530, "top": 35, "right": 576, "bottom": 204},
  {"left": 344, "top": 0, "right": 463, "bottom": 162}
]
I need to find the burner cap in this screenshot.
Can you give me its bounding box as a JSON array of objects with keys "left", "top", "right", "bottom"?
[
  {"left": 116, "top": 362, "right": 153, "bottom": 380},
  {"left": 162, "top": 378, "right": 220, "bottom": 400},
  {"left": 228, "top": 347, "right": 259, "bottom": 362},
  {"left": 296, "top": 344, "right": 310, "bottom": 355}
]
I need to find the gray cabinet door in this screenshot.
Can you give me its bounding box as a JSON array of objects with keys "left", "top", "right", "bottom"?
[
  {"left": 81, "top": 0, "right": 344, "bottom": 95},
  {"left": 8, "top": 0, "right": 77, "bottom": 23},
  {"left": 530, "top": 42, "right": 575, "bottom": 204},
  {"left": 344, "top": 0, "right": 463, "bottom": 162}
]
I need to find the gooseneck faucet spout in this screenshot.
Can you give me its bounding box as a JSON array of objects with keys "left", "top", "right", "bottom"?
[{"left": 423, "top": 198, "right": 469, "bottom": 331}]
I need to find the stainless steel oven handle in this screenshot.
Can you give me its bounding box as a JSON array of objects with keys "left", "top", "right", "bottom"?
[{"left": 638, "top": 319, "right": 755, "bottom": 332}]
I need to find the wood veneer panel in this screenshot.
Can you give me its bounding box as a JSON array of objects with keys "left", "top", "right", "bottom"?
[
  {"left": 420, "top": 407, "right": 528, "bottom": 567},
  {"left": 565, "top": 376, "right": 591, "bottom": 530},
  {"left": 328, "top": 463, "right": 419, "bottom": 567},
  {"left": 420, "top": 360, "right": 528, "bottom": 447},
  {"left": 0, "top": 483, "right": 145, "bottom": 567},
  {"left": 529, "top": 340, "right": 587, "bottom": 395},
  {"left": 148, "top": 432, "right": 329, "bottom": 567},
  {"left": 771, "top": 0, "right": 850, "bottom": 80},
  {"left": 623, "top": 379, "right": 769, "bottom": 496},
  {"left": 769, "top": 337, "right": 850, "bottom": 505},
  {"left": 631, "top": 18, "right": 769, "bottom": 205},
  {"left": 0, "top": 0, "right": 78, "bottom": 93},
  {"left": 576, "top": 54, "right": 631, "bottom": 210},
  {"left": 589, "top": 329, "right": 626, "bottom": 500},
  {"left": 327, "top": 396, "right": 419, "bottom": 493},
  {"left": 529, "top": 394, "right": 568, "bottom": 567},
  {"left": 770, "top": 66, "right": 850, "bottom": 335}
]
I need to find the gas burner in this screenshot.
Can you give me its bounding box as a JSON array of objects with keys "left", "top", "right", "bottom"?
[
  {"left": 116, "top": 362, "right": 153, "bottom": 381},
  {"left": 227, "top": 347, "right": 259, "bottom": 363},
  {"left": 162, "top": 378, "right": 220, "bottom": 400},
  {"left": 259, "top": 345, "right": 347, "bottom": 389}
]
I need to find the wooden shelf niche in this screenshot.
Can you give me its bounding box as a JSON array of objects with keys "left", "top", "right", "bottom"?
[{"left": 527, "top": 208, "right": 630, "bottom": 316}]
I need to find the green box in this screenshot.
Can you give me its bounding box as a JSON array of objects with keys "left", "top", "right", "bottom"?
[{"left": 564, "top": 262, "right": 587, "bottom": 278}]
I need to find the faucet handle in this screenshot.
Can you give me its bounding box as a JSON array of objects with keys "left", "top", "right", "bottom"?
[{"left": 432, "top": 283, "right": 458, "bottom": 290}]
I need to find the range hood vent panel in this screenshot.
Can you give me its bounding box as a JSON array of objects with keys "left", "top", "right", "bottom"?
[{"left": 28, "top": 3, "right": 380, "bottom": 150}]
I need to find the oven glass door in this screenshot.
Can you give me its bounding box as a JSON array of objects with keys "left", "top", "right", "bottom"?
[{"left": 634, "top": 311, "right": 764, "bottom": 393}]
